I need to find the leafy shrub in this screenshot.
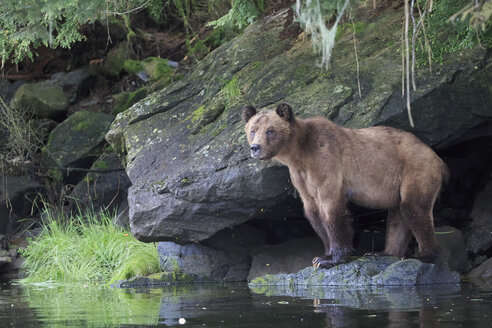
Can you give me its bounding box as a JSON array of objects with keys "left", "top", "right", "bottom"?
[
  {"left": 208, "top": 0, "right": 260, "bottom": 30},
  {"left": 0, "top": 0, "right": 150, "bottom": 65}
]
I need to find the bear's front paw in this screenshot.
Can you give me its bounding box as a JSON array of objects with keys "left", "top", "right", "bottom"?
[{"left": 313, "top": 248, "right": 353, "bottom": 269}]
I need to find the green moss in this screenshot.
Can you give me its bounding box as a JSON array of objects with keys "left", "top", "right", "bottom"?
[
  {"left": 251, "top": 61, "right": 262, "bottom": 69},
  {"left": 83, "top": 174, "right": 95, "bottom": 183},
  {"left": 123, "top": 59, "right": 144, "bottom": 74},
  {"left": 143, "top": 57, "right": 173, "bottom": 81},
  {"left": 72, "top": 120, "right": 91, "bottom": 132},
  {"left": 158, "top": 271, "right": 195, "bottom": 283},
  {"left": 93, "top": 160, "right": 110, "bottom": 170},
  {"left": 187, "top": 103, "right": 226, "bottom": 134},
  {"left": 222, "top": 75, "right": 241, "bottom": 105},
  {"left": 102, "top": 43, "right": 128, "bottom": 77},
  {"left": 293, "top": 65, "right": 311, "bottom": 79},
  {"left": 336, "top": 21, "right": 367, "bottom": 40},
  {"left": 112, "top": 87, "right": 148, "bottom": 115},
  {"left": 250, "top": 276, "right": 269, "bottom": 285},
  {"left": 180, "top": 177, "right": 191, "bottom": 185},
  {"left": 190, "top": 105, "right": 207, "bottom": 124}
]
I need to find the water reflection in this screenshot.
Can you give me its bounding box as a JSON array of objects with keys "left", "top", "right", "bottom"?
[
  {"left": 0, "top": 281, "right": 491, "bottom": 327},
  {"left": 249, "top": 283, "right": 461, "bottom": 310}
]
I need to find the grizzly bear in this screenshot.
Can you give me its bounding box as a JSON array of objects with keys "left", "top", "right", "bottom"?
[{"left": 242, "top": 103, "right": 448, "bottom": 269}]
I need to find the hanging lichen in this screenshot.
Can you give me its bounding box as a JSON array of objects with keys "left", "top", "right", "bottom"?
[{"left": 295, "top": 0, "right": 350, "bottom": 70}]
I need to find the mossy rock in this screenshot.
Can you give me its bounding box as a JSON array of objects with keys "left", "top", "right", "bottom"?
[
  {"left": 10, "top": 82, "right": 68, "bottom": 119},
  {"left": 43, "top": 111, "right": 114, "bottom": 170},
  {"left": 102, "top": 42, "right": 131, "bottom": 77},
  {"left": 112, "top": 87, "right": 148, "bottom": 115},
  {"left": 187, "top": 102, "right": 225, "bottom": 134},
  {"left": 111, "top": 271, "right": 197, "bottom": 288},
  {"left": 123, "top": 57, "right": 174, "bottom": 83}
]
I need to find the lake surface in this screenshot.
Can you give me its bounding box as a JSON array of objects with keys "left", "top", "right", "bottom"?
[{"left": 1, "top": 280, "right": 491, "bottom": 327}]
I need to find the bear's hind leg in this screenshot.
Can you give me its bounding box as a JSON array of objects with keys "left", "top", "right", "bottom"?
[
  {"left": 365, "top": 208, "right": 410, "bottom": 258},
  {"left": 399, "top": 185, "right": 441, "bottom": 264}
]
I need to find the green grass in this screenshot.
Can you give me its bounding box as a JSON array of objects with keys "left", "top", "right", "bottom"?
[{"left": 20, "top": 209, "right": 162, "bottom": 285}]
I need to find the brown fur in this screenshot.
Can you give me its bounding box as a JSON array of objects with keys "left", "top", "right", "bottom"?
[{"left": 242, "top": 103, "right": 448, "bottom": 268}]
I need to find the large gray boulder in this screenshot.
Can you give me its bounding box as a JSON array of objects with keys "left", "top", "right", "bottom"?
[
  {"left": 106, "top": 8, "right": 491, "bottom": 243},
  {"left": 468, "top": 257, "right": 492, "bottom": 286},
  {"left": 43, "top": 111, "right": 113, "bottom": 174},
  {"left": 435, "top": 226, "right": 470, "bottom": 273},
  {"left": 158, "top": 241, "right": 250, "bottom": 281},
  {"left": 49, "top": 67, "right": 94, "bottom": 104},
  {"left": 0, "top": 175, "right": 43, "bottom": 236},
  {"left": 465, "top": 174, "right": 492, "bottom": 255},
  {"left": 71, "top": 151, "right": 131, "bottom": 215},
  {"left": 10, "top": 81, "right": 68, "bottom": 119}
]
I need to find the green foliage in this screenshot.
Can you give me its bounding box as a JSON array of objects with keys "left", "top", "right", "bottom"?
[
  {"left": 208, "top": 0, "right": 259, "bottom": 30},
  {"left": 20, "top": 208, "right": 162, "bottom": 284},
  {"left": 0, "top": 0, "right": 153, "bottom": 65},
  {"left": 417, "top": 0, "right": 488, "bottom": 65}
]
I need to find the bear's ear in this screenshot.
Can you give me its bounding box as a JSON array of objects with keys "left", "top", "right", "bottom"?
[
  {"left": 276, "top": 103, "right": 294, "bottom": 122},
  {"left": 242, "top": 105, "right": 257, "bottom": 123}
]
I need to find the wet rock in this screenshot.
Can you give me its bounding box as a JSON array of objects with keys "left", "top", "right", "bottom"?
[
  {"left": 0, "top": 79, "right": 24, "bottom": 103},
  {"left": 43, "top": 111, "right": 113, "bottom": 180},
  {"left": 0, "top": 249, "right": 11, "bottom": 269},
  {"left": 465, "top": 175, "right": 492, "bottom": 255},
  {"left": 248, "top": 237, "right": 324, "bottom": 280},
  {"left": 111, "top": 272, "right": 195, "bottom": 288},
  {"left": 10, "top": 82, "right": 68, "bottom": 119},
  {"left": 468, "top": 257, "right": 492, "bottom": 285},
  {"left": 71, "top": 151, "right": 131, "bottom": 214},
  {"left": 49, "top": 67, "right": 94, "bottom": 104},
  {"left": 0, "top": 176, "right": 44, "bottom": 236},
  {"left": 158, "top": 241, "right": 250, "bottom": 281},
  {"left": 106, "top": 8, "right": 491, "bottom": 245},
  {"left": 249, "top": 257, "right": 460, "bottom": 286},
  {"left": 0, "top": 235, "right": 9, "bottom": 270},
  {"left": 435, "top": 226, "right": 470, "bottom": 273}
]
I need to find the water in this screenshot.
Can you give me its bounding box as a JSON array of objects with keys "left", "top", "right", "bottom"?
[{"left": 1, "top": 280, "right": 491, "bottom": 327}]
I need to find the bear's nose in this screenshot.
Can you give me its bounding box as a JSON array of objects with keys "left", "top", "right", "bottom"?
[{"left": 250, "top": 144, "right": 261, "bottom": 157}]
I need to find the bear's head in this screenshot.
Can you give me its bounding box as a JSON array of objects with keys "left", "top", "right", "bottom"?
[{"left": 241, "top": 103, "right": 295, "bottom": 160}]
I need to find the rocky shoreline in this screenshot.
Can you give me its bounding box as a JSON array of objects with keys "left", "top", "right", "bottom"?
[{"left": 1, "top": 6, "right": 491, "bottom": 284}]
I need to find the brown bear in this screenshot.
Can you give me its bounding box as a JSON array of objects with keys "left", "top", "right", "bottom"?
[{"left": 242, "top": 103, "right": 448, "bottom": 269}]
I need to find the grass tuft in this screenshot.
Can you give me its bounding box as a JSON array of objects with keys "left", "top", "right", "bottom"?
[{"left": 20, "top": 208, "right": 161, "bottom": 285}]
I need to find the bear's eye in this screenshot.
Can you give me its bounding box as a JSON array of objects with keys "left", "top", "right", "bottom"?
[
  {"left": 266, "top": 129, "right": 274, "bottom": 136},
  {"left": 250, "top": 130, "right": 256, "bottom": 136}
]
